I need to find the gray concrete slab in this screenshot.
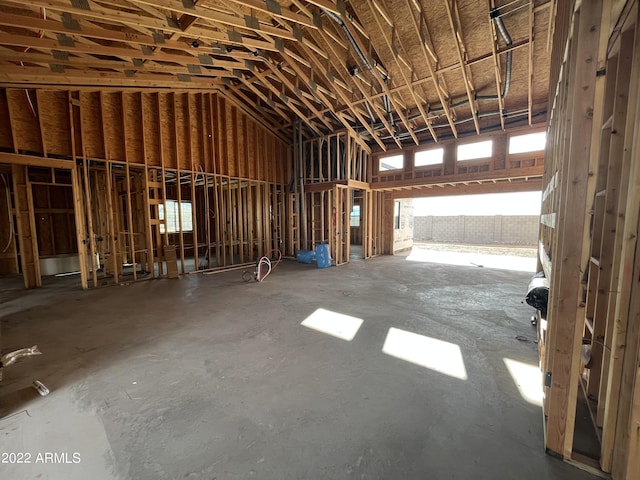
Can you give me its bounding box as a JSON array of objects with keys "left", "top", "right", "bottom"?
[{"left": 0, "top": 253, "right": 597, "bottom": 480}]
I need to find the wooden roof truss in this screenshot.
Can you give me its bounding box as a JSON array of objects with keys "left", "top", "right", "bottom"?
[{"left": 0, "top": 0, "right": 552, "bottom": 148}]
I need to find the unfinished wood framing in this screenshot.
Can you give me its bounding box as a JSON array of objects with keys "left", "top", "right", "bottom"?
[
  {"left": 0, "top": 166, "right": 18, "bottom": 275},
  {"left": 11, "top": 164, "right": 40, "bottom": 288},
  {"left": 0, "top": 1, "right": 552, "bottom": 269},
  {"left": 302, "top": 132, "right": 372, "bottom": 185},
  {"left": 0, "top": 0, "right": 550, "bottom": 146},
  {"left": 5, "top": 2, "right": 640, "bottom": 479},
  {"left": 372, "top": 126, "right": 544, "bottom": 197},
  {"left": 538, "top": 2, "right": 640, "bottom": 478},
  {"left": 294, "top": 129, "right": 385, "bottom": 264},
  {"left": 0, "top": 88, "right": 289, "bottom": 287}
]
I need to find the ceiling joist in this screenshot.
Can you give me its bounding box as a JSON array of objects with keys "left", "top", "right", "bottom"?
[{"left": 0, "top": 0, "right": 551, "bottom": 147}]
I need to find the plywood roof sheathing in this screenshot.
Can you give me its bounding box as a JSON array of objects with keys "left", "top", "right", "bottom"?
[{"left": 0, "top": 0, "right": 551, "bottom": 145}]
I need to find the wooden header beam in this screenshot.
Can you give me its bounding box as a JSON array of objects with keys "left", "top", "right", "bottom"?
[{"left": 386, "top": 177, "right": 542, "bottom": 198}]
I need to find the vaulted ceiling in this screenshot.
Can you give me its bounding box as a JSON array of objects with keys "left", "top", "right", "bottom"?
[{"left": 0, "top": 0, "right": 553, "bottom": 149}]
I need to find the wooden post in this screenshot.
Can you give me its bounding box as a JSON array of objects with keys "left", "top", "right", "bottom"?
[
  {"left": 366, "top": 189, "right": 373, "bottom": 258},
  {"left": 345, "top": 187, "right": 351, "bottom": 262},
  {"left": 77, "top": 93, "right": 98, "bottom": 287},
  {"left": 191, "top": 172, "right": 199, "bottom": 271},
  {"left": 247, "top": 181, "right": 255, "bottom": 261},
  {"left": 204, "top": 174, "right": 212, "bottom": 269},
  {"left": 213, "top": 174, "right": 222, "bottom": 267},
  {"left": 238, "top": 182, "right": 245, "bottom": 263},
  {"left": 11, "top": 164, "right": 41, "bottom": 288},
  {"left": 230, "top": 182, "right": 237, "bottom": 263},
  {"left": 82, "top": 154, "right": 98, "bottom": 287},
  {"left": 65, "top": 91, "right": 88, "bottom": 290},
  {"left": 272, "top": 185, "right": 278, "bottom": 252},
  {"left": 142, "top": 167, "right": 156, "bottom": 277},
  {"left": 320, "top": 191, "right": 326, "bottom": 245},
  {"left": 176, "top": 170, "right": 185, "bottom": 273},
  {"left": 334, "top": 185, "right": 343, "bottom": 265},
  {"left": 225, "top": 177, "right": 232, "bottom": 265},
  {"left": 133, "top": 172, "right": 148, "bottom": 273},
  {"left": 544, "top": 1, "right": 603, "bottom": 458},
  {"left": 158, "top": 95, "right": 169, "bottom": 272},
  {"left": 70, "top": 165, "right": 89, "bottom": 289},
  {"left": 187, "top": 94, "right": 199, "bottom": 273},
  {"left": 601, "top": 20, "right": 640, "bottom": 473},
  {"left": 589, "top": 49, "right": 620, "bottom": 414},
  {"left": 124, "top": 163, "right": 137, "bottom": 281},
  {"left": 104, "top": 163, "right": 118, "bottom": 284}
]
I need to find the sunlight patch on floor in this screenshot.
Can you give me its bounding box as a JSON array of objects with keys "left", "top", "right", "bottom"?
[
  {"left": 301, "top": 308, "right": 364, "bottom": 341},
  {"left": 406, "top": 247, "right": 536, "bottom": 272},
  {"left": 382, "top": 327, "right": 468, "bottom": 380},
  {"left": 503, "top": 358, "right": 543, "bottom": 406}
]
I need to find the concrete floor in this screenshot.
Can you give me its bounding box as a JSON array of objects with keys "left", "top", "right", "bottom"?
[{"left": 0, "top": 250, "right": 597, "bottom": 480}]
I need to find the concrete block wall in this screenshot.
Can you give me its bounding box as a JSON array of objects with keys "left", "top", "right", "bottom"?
[{"left": 414, "top": 215, "right": 538, "bottom": 246}]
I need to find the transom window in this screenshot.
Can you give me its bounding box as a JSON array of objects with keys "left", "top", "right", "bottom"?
[{"left": 457, "top": 140, "right": 492, "bottom": 161}]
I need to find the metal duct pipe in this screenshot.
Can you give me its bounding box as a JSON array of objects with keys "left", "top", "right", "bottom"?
[
  {"left": 324, "top": 7, "right": 517, "bottom": 140},
  {"left": 494, "top": 15, "right": 513, "bottom": 97},
  {"left": 324, "top": 10, "right": 373, "bottom": 74},
  {"left": 494, "top": 12, "right": 513, "bottom": 45},
  {"left": 477, "top": 10, "right": 513, "bottom": 100},
  {"left": 364, "top": 100, "right": 375, "bottom": 122},
  {"left": 380, "top": 109, "right": 542, "bottom": 141},
  {"left": 384, "top": 94, "right": 394, "bottom": 128},
  {"left": 360, "top": 96, "right": 470, "bottom": 134},
  {"left": 324, "top": 7, "right": 514, "bottom": 139},
  {"left": 291, "top": 117, "right": 298, "bottom": 194},
  {"left": 323, "top": 9, "right": 395, "bottom": 123},
  {"left": 375, "top": 84, "right": 514, "bottom": 136}
]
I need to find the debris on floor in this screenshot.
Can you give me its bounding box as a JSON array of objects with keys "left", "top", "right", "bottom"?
[
  {"left": 32, "top": 380, "right": 50, "bottom": 396},
  {"left": 0, "top": 345, "right": 42, "bottom": 368}
]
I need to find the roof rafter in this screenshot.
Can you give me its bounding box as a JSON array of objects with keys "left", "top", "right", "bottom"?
[
  {"left": 0, "top": 31, "right": 253, "bottom": 72},
  {"left": 276, "top": 45, "right": 372, "bottom": 150},
  {"left": 444, "top": 0, "right": 480, "bottom": 134},
  {"left": 265, "top": 13, "right": 384, "bottom": 148},
  {"left": 223, "top": 0, "right": 317, "bottom": 29},
  {"left": 316, "top": 38, "right": 530, "bottom": 117},
  {"left": 1, "top": 0, "right": 282, "bottom": 53},
  {"left": 361, "top": 0, "right": 438, "bottom": 142},
  {"left": 404, "top": 0, "right": 458, "bottom": 137},
  {"left": 0, "top": 63, "right": 223, "bottom": 87},
  {"left": 248, "top": 67, "right": 324, "bottom": 135},
  {"left": 313, "top": 23, "right": 400, "bottom": 147},
  {"left": 0, "top": 0, "right": 551, "bottom": 146},
  {"left": 334, "top": 9, "right": 420, "bottom": 145},
  {"left": 214, "top": 2, "right": 340, "bottom": 135},
  {"left": 127, "top": 0, "right": 300, "bottom": 40},
  {"left": 234, "top": 73, "right": 291, "bottom": 123},
  {"left": 294, "top": 37, "right": 387, "bottom": 150}
]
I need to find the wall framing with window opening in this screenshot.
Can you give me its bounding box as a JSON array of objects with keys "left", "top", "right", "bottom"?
[
  {"left": 159, "top": 200, "right": 193, "bottom": 234},
  {"left": 415, "top": 148, "right": 444, "bottom": 167},
  {"left": 379, "top": 154, "right": 404, "bottom": 171},
  {"left": 370, "top": 126, "right": 545, "bottom": 195},
  {"left": 0, "top": 89, "right": 291, "bottom": 289},
  {"left": 457, "top": 140, "right": 492, "bottom": 161},
  {"left": 508, "top": 132, "right": 546, "bottom": 154}
]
